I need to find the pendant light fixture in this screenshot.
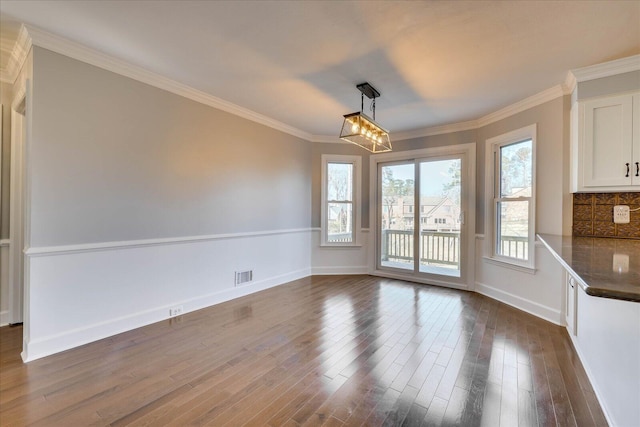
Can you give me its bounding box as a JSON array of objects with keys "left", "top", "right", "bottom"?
[{"left": 339, "top": 82, "right": 392, "bottom": 153}]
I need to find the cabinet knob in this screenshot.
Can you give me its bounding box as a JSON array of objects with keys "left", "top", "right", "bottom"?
[{"left": 626, "top": 163, "right": 630, "bottom": 177}]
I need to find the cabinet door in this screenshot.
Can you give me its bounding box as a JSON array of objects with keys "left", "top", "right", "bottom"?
[{"left": 582, "top": 94, "right": 633, "bottom": 187}]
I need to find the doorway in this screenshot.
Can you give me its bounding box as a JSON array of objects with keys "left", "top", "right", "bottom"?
[{"left": 372, "top": 144, "right": 475, "bottom": 289}]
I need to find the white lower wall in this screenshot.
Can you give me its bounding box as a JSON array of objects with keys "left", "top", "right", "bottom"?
[
  {"left": 0, "top": 239, "right": 10, "bottom": 326},
  {"left": 23, "top": 229, "right": 312, "bottom": 362},
  {"left": 311, "top": 229, "right": 370, "bottom": 275},
  {"left": 474, "top": 236, "right": 564, "bottom": 325}
]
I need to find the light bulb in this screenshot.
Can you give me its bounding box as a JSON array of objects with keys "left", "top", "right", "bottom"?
[
  {"left": 366, "top": 130, "right": 372, "bottom": 138},
  {"left": 360, "top": 126, "right": 366, "bottom": 135},
  {"left": 351, "top": 122, "right": 359, "bottom": 133}
]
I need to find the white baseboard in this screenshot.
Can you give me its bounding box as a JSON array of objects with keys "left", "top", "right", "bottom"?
[
  {"left": 23, "top": 267, "right": 310, "bottom": 362},
  {"left": 475, "top": 281, "right": 563, "bottom": 325},
  {"left": 311, "top": 266, "right": 369, "bottom": 275},
  {"left": 0, "top": 310, "right": 10, "bottom": 327}
]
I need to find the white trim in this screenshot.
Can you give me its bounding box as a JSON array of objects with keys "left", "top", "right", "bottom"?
[
  {"left": 16, "top": 24, "right": 575, "bottom": 145},
  {"left": 371, "top": 269, "right": 469, "bottom": 291},
  {"left": 25, "top": 227, "right": 313, "bottom": 257},
  {"left": 320, "top": 154, "right": 362, "bottom": 247},
  {"left": 476, "top": 85, "right": 564, "bottom": 128},
  {"left": 485, "top": 124, "right": 537, "bottom": 271},
  {"left": 22, "top": 267, "right": 311, "bottom": 362},
  {"left": 9, "top": 102, "right": 26, "bottom": 326},
  {"left": 385, "top": 86, "right": 564, "bottom": 142},
  {"left": 569, "top": 54, "right": 640, "bottom": 83},
  {"left": 0, "top": 25, "right": 32, "bottom": 84},
  {"left": 22, "top": 25, "right": 312, "bottom": 142},
  {"left": 369, "top": 143, "right": 476, "bottom": 289},
  {"left": 10, "top": 23, "right": 636, "bottom": 147},
  {"left": 482, "top": 256, "right": 536, "bottom": 275},
  {"left": 311, "top": 266, "right": 369, "bottom": 275},
  {"left": 391, "top": 120, "right": 478, "bottom": 142},
  {"left": 0, "top": 310, "right": 9, "bottom": 327},
  {"left": 563, "top": 71, "right": 578, "bottom": 95},
  {"left": 475, "top": 281, "right": 563, "bottom": 325},
  {"left": 0, "top": 239, "right": 9, "bottom": 247}
]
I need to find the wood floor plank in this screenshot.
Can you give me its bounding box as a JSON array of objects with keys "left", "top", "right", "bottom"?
[{"left": 0, "top": 275, "right": 608, "bottom": 427}]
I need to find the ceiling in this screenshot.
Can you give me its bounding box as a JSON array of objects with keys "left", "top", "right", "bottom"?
[{"left": 1, "top": 1, "right": 639, "bottom": 140}]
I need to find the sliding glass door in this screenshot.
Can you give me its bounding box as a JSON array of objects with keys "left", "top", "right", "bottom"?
[
  {"left": 380, "top": 162, "right": 415, "bottom": 271},
  {"left": 378, "top": 152, "right": 469, "bottom": 284}
]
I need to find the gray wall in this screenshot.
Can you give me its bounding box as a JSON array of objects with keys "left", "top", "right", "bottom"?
[
  {"left": 30, "top": 47, "right": 312, "bottom": 247},
  {"left": 477, "top": 97, "right": 566, "bottom": 236},
  {"left": 312, "top": 97, "right": 567, "bottom": 237},
  {"left": 577, "top": 70, "right": 640, "bottom": 100},
  {"left": 311, "top": 142, "right": 370, "bottom": 228},
  {"left": 0, "top": 82, "right": 11, "bottom": 240}
]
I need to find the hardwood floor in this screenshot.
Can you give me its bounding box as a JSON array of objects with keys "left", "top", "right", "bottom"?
[{"left": 0, "top": 275, "right": 607, "bottom": 426}]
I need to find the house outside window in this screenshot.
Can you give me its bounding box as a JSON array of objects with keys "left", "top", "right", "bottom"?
[
  {"left": 321, "top": 155, "right": 361, "bottom": 246},
  {"left": 486, "top": 124, "right": 536, "bottom": 271}
]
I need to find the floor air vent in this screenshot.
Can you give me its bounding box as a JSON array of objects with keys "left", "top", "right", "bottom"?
[{"left": 235, "top": 270, "right": 253, "bottom": 286}]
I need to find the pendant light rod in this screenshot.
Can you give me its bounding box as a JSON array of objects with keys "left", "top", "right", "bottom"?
[{"left": 357, "top": 82, "right": 380, "bottom": 120}]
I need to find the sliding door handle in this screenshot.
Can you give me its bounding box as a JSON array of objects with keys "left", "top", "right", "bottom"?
[
  {"left": 626, "top": 163, "right": 630, "bottom": 177},
  {"left": 636, "top": 162, "right": 639, "bottom": 177}
]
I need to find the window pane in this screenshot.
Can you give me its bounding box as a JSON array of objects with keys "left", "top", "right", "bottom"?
[
  {"left": 500, "top": 139, "right": 532, "bottom": 198},
  {"left": 380, "top": 163, "right": 414, "bottom": 270},
  {"left": 497, "top": 200, "right": 529, "bottom": 260},
  {"left": 327, "top": 202, "right": 353, "bottom": 243},
  {"left": 327, "top": 163, "right": 353, "bottom": 201}
]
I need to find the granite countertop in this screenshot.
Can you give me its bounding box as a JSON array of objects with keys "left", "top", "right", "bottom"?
[{"left": 537, "top": 234, "right": 640, "bottom": 303}]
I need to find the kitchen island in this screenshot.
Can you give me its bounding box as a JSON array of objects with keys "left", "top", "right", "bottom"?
[{"left": 537, "top": 234, "right": 639, "bottom": 427}]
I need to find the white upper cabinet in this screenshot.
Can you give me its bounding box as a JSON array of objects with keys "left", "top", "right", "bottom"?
[{"left": 574, "top": 92, "right": 640, "bottom": 191}]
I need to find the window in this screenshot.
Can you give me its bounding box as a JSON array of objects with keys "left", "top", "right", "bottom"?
[
  {"left": 321, "top": 155, "right": 361, "bottom": 246},
  {"left": 486, "top": 124, "right": 536, "bottom": 270}
]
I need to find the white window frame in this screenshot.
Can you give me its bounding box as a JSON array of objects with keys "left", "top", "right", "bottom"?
[
  {"left": 485, "top": 124, "right": 537, "bottom": 273},
  {"left": 321, "top": 154, "right": 361, "bottom": 247}
]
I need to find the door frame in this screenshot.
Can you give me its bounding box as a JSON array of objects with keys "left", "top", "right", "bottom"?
[
  {"left": 8, "top": 88, "right": 27, "bottom": 325},
  {"left": 369, "top": 143, "right": 476, "bottom": 290}
]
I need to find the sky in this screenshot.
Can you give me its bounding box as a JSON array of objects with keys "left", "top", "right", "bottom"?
[{"left": 384, "top": 159, "right": 459, "bottom": 198}]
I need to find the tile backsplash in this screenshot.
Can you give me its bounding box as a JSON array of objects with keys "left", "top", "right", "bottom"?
[{"left": 573, "top": 192, "right": 640, "bottom": 239}]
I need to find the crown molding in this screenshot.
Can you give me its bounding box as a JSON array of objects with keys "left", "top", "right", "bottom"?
[
  {"left": 366, "top": 84, "right": 565, "bottom": 143},
  {"left": 563, "top": 71, "right": 577, "bottom": 95},
  {"left": 476, "top": 84, "right": 565, "bottom": 128},
  {"left": 569, "top": 54, "right": 640, "bottom": 83},
  {"left": 22, "top": 25, "right": 313, "bottom": 141},
  {"left": 5, "top": 23, "right": 633, "bottom": 145},
  {"left": 0, "top": 25, "right": 32, "bottom": 84},
  {"left": 390, "top": 119, "right": 479, "bottom": 142}
]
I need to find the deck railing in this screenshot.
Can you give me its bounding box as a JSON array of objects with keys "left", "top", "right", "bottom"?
[
  {"left": 381, "top": 229, "right": 527, "bottom": 267},
  {"left": 498, "top": 235, "right": 528, "bottom": 260}
]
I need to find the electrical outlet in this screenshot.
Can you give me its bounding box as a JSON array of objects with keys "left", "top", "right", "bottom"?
[
  {"left": 613, "top": 205, "right": 630, "bottom": 224},
  {"left": 169, "top": 305, "right": 184, "bottom": 317}
]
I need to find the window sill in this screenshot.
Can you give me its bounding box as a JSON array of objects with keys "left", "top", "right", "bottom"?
[
  {"left": 320, "top": 243, "right": 363, "bottom": 248},
  {"left": 483, "top": 256, "right": 536, "bottom": 275}
]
